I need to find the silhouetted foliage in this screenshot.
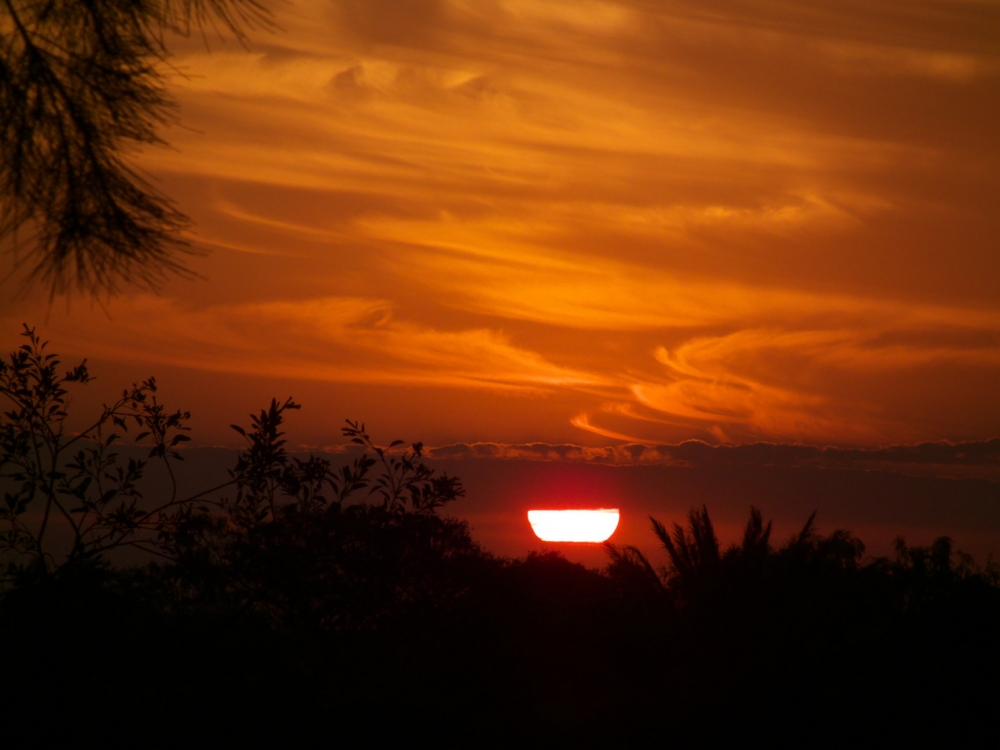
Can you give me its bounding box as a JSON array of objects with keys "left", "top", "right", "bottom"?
[
  {"left": 607, "top": 505, "right": 867, "bottom": 610},
  {"left": 0, "top": 326, "right": 483, "bottom": 633},
  {"left": 162, "top": 401, "right": 482, "bottom": 630},
  {"left": 2, "top": 327, "right": 998, "bottom": 744},
  {"left": 0, "top": 325, "right": 500, "bottom": 744},
  {"left": 0, "top": 324, "right": 198, "bottom": 582},
  {"left": 603, "top": 504, "right": 1000, "bottom": 740},
  {"left": 0, "top": 0, "right": 274, "bottom": 294}
]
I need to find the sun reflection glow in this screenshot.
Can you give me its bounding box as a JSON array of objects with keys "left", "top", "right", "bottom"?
[{"left": 527, "top": 509, "right": 620, "bottom": 543}]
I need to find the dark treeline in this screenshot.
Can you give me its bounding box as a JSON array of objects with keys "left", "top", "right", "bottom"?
[{"left": 2, "top": 327, "right": 999, "bottom": 746}]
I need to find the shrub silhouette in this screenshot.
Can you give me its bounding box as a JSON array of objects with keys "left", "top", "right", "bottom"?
[
  {"left": 606, "top": 505, "right": 865, "bottom": 608},
  {"left": 2, "top": 325, "right": 999, "bottom": 744},
  {"left": 0, "top": 324, "right": 199, "bottom": 582},
  {"left": 604, "top": 504, "right": 1000, "bottom": 739},
  {"left": 0, "top": 325, "right": 486, "bottom": 633},
  {"left": 164, "top": 399, "right": 485, "bottom": 630},
  {"left": 0, "top": 325, "right": 500, "bottom": 742}
]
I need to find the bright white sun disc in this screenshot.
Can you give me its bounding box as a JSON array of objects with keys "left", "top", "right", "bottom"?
[{"left": 527, "top": 509, "right": 620, "bottom": 543}]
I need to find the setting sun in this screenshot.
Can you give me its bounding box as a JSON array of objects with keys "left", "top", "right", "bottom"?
[
  {"left": 527, "top": 509, "right": 620, "bottom": 543},
  {"left": 1, "top": 0, "right": 998, "bottom": 742}
]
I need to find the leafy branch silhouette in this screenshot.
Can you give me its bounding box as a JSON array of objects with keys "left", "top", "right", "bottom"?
[
  {"left": 343, "top": 419, "right": 464, "bottom": 515},
  {"left": 606, "top": 504, "right": 866, "bottom": 612},
  {"left": 0, "top": 0, "right": 274, "bottom": 295},
  {"left": 0, "top": 325, "right": 476, "bottom": 632},
  {"left": 0, "top": 324, "right": 201, "bottom": 580}
]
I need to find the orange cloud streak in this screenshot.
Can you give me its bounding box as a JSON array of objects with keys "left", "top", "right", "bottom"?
[{"left": 2, "top": 0, "right": 997, "bottom": 448}]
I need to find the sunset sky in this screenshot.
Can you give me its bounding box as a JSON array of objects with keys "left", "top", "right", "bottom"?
[{"left": 2, "top": 1, "right": 999, "bottom": 557}]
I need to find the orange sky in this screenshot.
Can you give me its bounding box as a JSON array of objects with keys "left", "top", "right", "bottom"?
[{"left": 3, "top": 0, "right": 999, "bottom": 449}]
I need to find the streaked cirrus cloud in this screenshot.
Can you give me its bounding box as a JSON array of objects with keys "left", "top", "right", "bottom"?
[{"left": 2, "top": 0, "right": 997, "bottom": 447}]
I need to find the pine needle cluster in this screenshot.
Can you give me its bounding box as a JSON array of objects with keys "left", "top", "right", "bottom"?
[{"left": 0, "top": 0, "right": 272, "bottom": 295}]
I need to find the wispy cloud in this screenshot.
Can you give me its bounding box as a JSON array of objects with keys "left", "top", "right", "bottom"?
[
  {"left": 0, "top": 295, "right": 607, "bottom": 392},
  {"left": 3, "top": 0, "right": 997, "bottom": 448},
  {"left": 421, "top": 437, "right": 1000, "bottom": 481}
]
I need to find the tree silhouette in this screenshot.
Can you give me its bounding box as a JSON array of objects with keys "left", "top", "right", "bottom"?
[
  {"left": 0, "top": 324, "right": 484, "bottom": 638},
  {"left": 164, "top": 399, "right": 479, "bottom": 630},
  {"left": 0, "top": 0, "right": 273, "bottom": 295},
  {"left": 4, "top": 325, "right": 1000, "bottom": 745},
  {"left": 0, "top": 324, "right": 206, "bottom": 582},
  {"left": 606, "top": 504, "right": 866, "bottom": 613}
]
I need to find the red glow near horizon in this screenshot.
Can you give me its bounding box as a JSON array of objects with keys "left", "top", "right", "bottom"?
[{"left": 527, "top": 509, "right": 620, "bottom": 543}]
